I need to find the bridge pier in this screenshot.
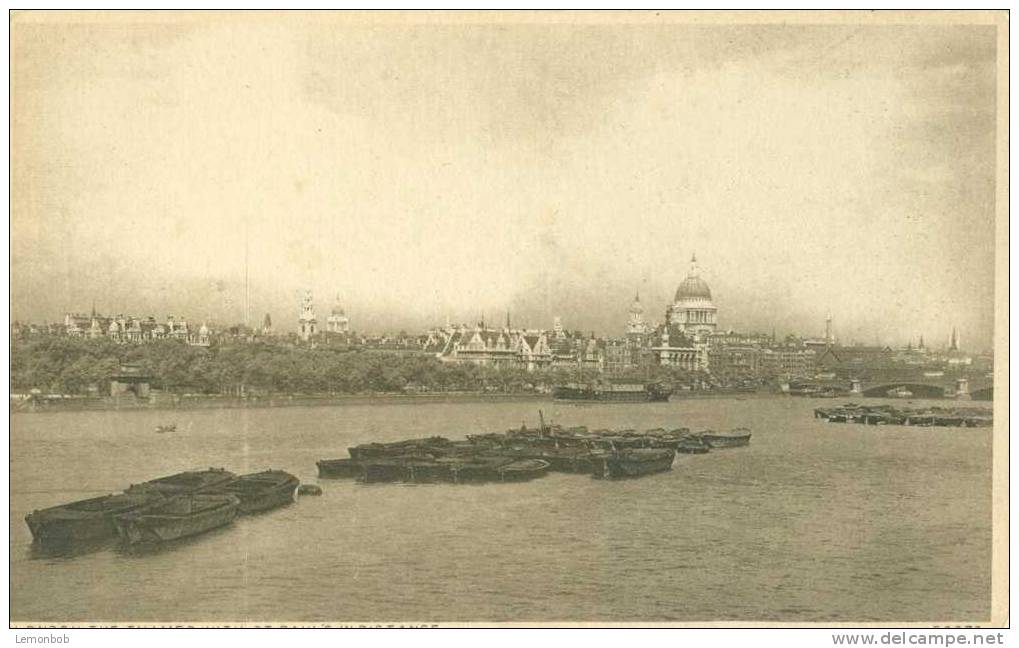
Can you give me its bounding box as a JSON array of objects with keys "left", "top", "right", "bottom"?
[{"left": 955, "top": 378, "right": 971, "bottom": 400}]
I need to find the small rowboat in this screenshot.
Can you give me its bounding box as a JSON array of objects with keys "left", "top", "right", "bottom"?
[
  {"left": 593, "top": 448, "right": 676, "bottom": 479},
  {"left": 155, "top": 424, "right": 176, "bottom": 434},
  {"left": 447, "top": 455, "right": 552, "bottom": 481},
  {"left": 676, "top": 435, "right": 711, "bottom": 454},
  {"left": 494, "top": 458, "right": 551, "bottom": 481},
  {"left": 700, "top": 428, "right": 752, "bottom": 448},
  {"left": 113, "top": 493, "right": 240, "bottom": 545}
]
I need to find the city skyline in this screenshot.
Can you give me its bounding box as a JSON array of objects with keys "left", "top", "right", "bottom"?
[
  {"left": 12, "top": 19, "right": 997, "bottom": 349},
  {"left": 41, "top": 274, "right": 979, "bottom": 353}
]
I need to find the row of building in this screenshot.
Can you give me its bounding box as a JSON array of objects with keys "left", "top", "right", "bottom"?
[
  {"left": 19, "top": 256, "right": 978, "bottom": 381},
  {"left": 430, "top": 255, "right": 977, "bottom": 380},
  {"left": 425, "top": 316, "right": 603, "bottom": 372},
  {"left": 60, "top": 311, "right": 214, "bottom": 346},
  {"left": 430, "top": 256, "right": 820, "bottom": 375},
  {"left": 19, "top": 289, "right": 353, "bottom": 348}
]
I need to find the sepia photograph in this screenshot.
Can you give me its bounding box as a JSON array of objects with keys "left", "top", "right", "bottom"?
[{"left": 7, "top": 9, "right": 1009, "bottom": 630}]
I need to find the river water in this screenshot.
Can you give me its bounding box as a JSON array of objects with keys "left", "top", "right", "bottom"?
[{"left": 9, "top": 397, "right": 991, "bottom": 624}]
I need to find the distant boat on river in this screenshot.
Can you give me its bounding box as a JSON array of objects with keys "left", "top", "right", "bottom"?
[{"left": 552, "top": 381, "right": 673, "bottom": 403}]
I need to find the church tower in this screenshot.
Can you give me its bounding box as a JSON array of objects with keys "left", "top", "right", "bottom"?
[
  {"left": 298, "top": 290, "right": 317, "bottom": 342},
  {"left": 327, "top": 295, "right": 350, "bottom": 334},
  {"left": 626, "top": 291, "right": 649, "bottom": 363},
  {"left": 627, "top": 291, "right": 648, "bottom": 335}
]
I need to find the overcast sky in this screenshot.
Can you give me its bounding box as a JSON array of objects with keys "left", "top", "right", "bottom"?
[{"left": 11, "top": 15, "right": 1000, "bottom": 349}]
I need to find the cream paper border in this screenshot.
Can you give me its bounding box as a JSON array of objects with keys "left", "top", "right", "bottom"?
[{"left": 8, "top": 8, "right": 1009, "bottom": 629}]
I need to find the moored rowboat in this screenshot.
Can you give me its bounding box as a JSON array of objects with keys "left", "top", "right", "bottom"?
[
  {"left": 592, "top": 448, "right": 676, "bottom": 479},
  {"left": 491, "top": 458, "right": 551, "bottom": 482},
  {"left": 699, "top": 429, "right": 752, "bottom": 448},
  {"left": 436, "top": 455, "right": 552, "bottom": 482},
  {"left": 676, "top": 436, "right": 711, "bottom": 454}
]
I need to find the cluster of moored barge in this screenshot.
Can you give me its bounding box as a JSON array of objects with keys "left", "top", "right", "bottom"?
[
  {"left": 814, "top": 403, "right": 993, "bottom": 427},
  {"left": 25, "top": 468, "right": 300, "bottom": 547},
  {"left": 25, "top": 420, "right": 754, "bottom": 548},
  {"left": 318, "top": 422, "right": 752, "bottom": 483}
]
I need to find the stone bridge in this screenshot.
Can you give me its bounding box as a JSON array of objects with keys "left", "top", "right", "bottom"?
[{"left": 854, "top": 376, "right": 993, "bottom": 401}]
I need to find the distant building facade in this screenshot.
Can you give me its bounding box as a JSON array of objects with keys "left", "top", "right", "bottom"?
[
  {"left": 431, "top": 318, "right": 601, "bottom": 372},
  {"left": 59, "top": 309, "right": 210, "bottom": 346}
]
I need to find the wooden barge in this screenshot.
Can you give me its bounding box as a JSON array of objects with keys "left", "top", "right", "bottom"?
[
  {"left": 26, "top": 467, "right": 300, "bottom": 547},
  {"left": 552, "top": 382, "right": 674, "bottom": 403},
  {"left": 212, "top": 470, "right": 300, "bottom": 514},
  {"left": 113, "top": 493, "right": 240, "bottom": 545},
  {"left": 814, "top": 404, "right": 992, "bottom": 428},
  {"left": 126, "top": 468, "right": 237, "bottom": 496},
  {"left": 318, "top": 417, "right": 749, "bottom": 483},
  {"left": 337, "top": 455, "right": 551, "bottom": 484},
  {"left": 26, "top": 468, "right": 235, "bottom": 545},
  {"left": 25, "top": 491, "right": 163, "bottom": 544}
]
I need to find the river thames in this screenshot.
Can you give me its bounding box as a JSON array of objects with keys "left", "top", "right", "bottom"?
[{"left": 9, "top": 396, "right": 991, "bottom": 624}]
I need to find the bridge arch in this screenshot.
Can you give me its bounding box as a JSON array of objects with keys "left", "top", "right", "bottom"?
[
  {"left": 970, "top": 387, "right": 993, "bottom": 401},
  {"left": 861, "top": 383, "right": 945, "bottom": 399}
]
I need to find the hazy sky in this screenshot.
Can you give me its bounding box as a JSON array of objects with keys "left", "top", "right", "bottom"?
[{"left": 11, "top": 15, "right": 1000, "bottom": 349}]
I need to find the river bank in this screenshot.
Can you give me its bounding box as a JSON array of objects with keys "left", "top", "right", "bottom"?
[
  {"left": 10, "top": 392, "right": 547, "bottom": 413},
  {"left": 10, "top": 389, "right": 783, "bottom": 414}
]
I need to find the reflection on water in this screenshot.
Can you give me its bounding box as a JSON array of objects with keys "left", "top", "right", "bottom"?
[
  {"left": 10, "top": 397, "right": 992, "bottom": 624},
  {"left": 30, "top": 537, "right": 115, "bottom": 561},
  {"left": 112, "top": 523, "right": 240, "bottom": 559}
]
